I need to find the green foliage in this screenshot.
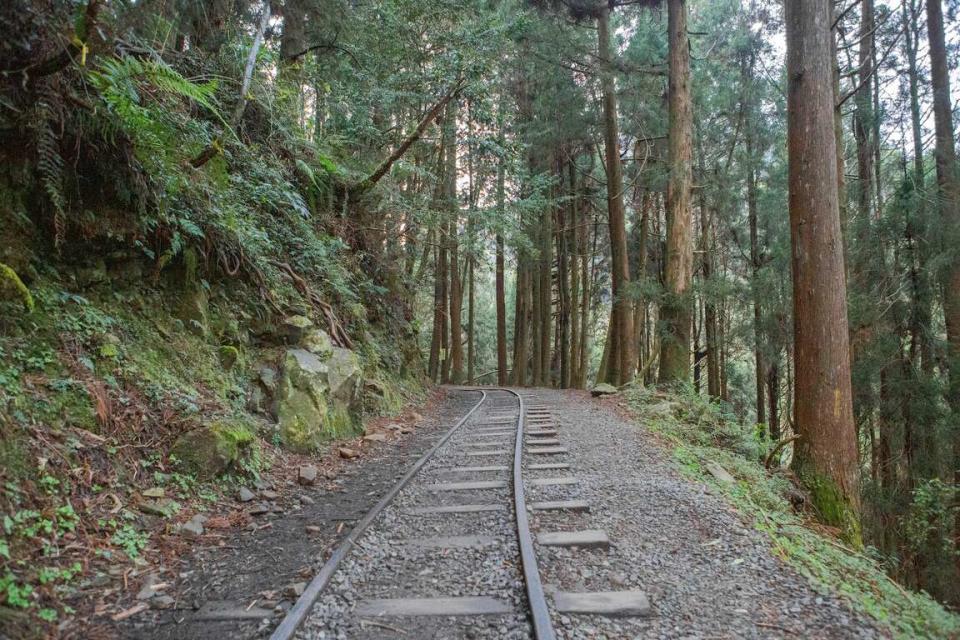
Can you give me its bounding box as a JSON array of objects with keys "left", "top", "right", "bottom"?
[{"left": 110, "top": 524, "right": 148, "bottom": 559}]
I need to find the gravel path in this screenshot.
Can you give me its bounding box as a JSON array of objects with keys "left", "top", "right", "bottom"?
[
  {"left": 525, "top": 388, "right": 884, "bottom": 640},
  {"left": 276, "top": 387, "right": 885, "bottom": 640}
]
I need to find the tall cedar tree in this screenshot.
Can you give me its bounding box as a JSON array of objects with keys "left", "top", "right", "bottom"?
[
  {"left": 659, "top": 0, "right": 694, "bottom": 383},
  {"left": 785, "top": 0, "right": 861, "bottom": 543}
]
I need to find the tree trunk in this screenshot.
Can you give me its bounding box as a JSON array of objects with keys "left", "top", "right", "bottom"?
[
  {"left": 597, "top": 4, "right": 633, "bottom": 386},
  {"left": 786, "top": 0, "right": 862, "bottom": 543},
  {"left": 925, "top": 0, "right": 960, "bottom": 573},
  {"left": 748, "top": 129, "right": 767, "bottom": 429},
  {"left": 659, "top": 0, "right": 694, "bottom": 384},
  {"left": 904, "top": 0, "right": 934, "bottom": 376},
  {"left": 569, "top": 160, "right": 581, "bottom": 388},
  {"left": 559, "top": 162, "right": 572, "bottom": 389},
  {"left": 496, "top": 111, "right": 508, "bottom": 386},
  {"left": 853, "top": 0, "right": 875, "bottom": 230},
  {"left": 695, "top": 142, "right": 720, "bottom": 398},
  {"left": 539, "top": 202, "right": 553, "bottom": 386},
  {"left": 445, "top": 102, "right": 464, "bottom": 384},
  {"left": 513, "top": 255, "right": 530, "bottom": 386}
]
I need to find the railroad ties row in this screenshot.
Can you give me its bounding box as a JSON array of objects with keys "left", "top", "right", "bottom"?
[
  {"left": 295, "top": 389, "right": 531, "bottom": 639},
  {"left": 293, "top": 389, "right": 652, "bottom": 639},
  {"left": 521, "top": 393, "right": 653, "bottom": 628}
]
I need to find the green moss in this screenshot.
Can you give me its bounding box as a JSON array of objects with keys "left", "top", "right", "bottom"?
[
  {"left": 170, "top": 419, "right": 254, "bottom": 478},
  {"left": 218, "top": 345, "right": 240, "bottom": 370},
  {"left": 323, "top": 402, "right": 359, "bottom": 439},
  {"left": 0, "top": 262, "right": 33, "bottom": 311},
  {"left": 795, "top": 464, "right": 863, "bottom": 548}
]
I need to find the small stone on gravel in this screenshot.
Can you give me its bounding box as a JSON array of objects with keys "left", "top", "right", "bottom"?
[{"left": 298, "top": 465, "right": 319, "bottom": 485}]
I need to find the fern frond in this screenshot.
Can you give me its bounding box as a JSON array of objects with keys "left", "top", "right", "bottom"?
[{"left": 33, "top": 94, "right": 67, "bottom": 249}]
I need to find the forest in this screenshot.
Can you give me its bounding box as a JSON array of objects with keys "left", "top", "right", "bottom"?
[{"left": 1, "top": 0, "right": 960, "bottom": 637}]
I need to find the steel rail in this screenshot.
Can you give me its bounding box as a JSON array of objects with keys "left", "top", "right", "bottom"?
[
  {"left": 504, "top": 388, "right": 556, "bottom": 640},
  {"left": 269, "top": 389, "right": 487, "bottom": 640}
]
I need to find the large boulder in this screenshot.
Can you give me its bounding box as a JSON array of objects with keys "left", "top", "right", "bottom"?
[
  {"left": 170, "top": 419, "right": 255, "bottom": 478},
  {"left": 274, "top": 348, "right": 363, "bottom": 452},
  {"left": 590, "top": 383, "right": 619, "bottom": 397}
]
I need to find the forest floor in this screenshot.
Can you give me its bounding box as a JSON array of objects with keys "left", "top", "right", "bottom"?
[
  {"left": 73, "top": 389, "right": 459, "bottom": 640},
  {"left": 80, "top": 387, "right": 958, "bottom": 640}
]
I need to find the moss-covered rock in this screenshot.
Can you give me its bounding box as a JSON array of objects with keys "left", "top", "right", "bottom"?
[
  {"left": 169, "top": 419, "right": 255, "bottom": 478},
  {"left": 176, "top": 287, "right": 209, "bottom": 337},
  {"left": 280, "top": 315, "right": 313, "bottom": 344},
  {"left": 0, "top": 261, "right": 33, "bottom": 311},
  {"left": 218, "top": 345, "right": 240, "bottom": 370},
  {"left": 274, "top": 347, "right": 363, "bottom": 452},
  {"left": 301, "top": 327, "right": 333, "bottom": 358}
]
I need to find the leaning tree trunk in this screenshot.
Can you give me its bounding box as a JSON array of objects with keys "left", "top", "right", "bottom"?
[
  {"left": 659, "top": 0, "right": 694, "bottom": 384},
  {"left": 786, "top": 0, "right": 862, "bottom": 544}
]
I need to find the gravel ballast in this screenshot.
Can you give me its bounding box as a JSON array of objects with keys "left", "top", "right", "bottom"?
[
  {"left": 522, "top": 389, "right": 883, "bottom": 640},
  {"left": 289, "top": 387, "right": 884, "bottom": 639}
]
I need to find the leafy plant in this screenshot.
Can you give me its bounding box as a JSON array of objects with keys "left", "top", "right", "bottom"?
[{"left": 110, "top": 524, "right": 148, "bottom": 559}]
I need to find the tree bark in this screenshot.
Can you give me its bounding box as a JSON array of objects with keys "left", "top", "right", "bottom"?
[
  {"left": 496, "top": 108, "right": 508, "bottom": 387},
  {"left": 748, "top": 156, "right": 767, "bottom": 429},
  {"left": 659, "top": 0, "right": 694, "bottom": 384},
  {"left": 925, "top": 0, "right": 960, "bottom": 571},
  {"left": 786, "top": 0, "right": 862, "bottom": 543},
  {"left": 597, "top": 4, "right": 634, "bottom": 386},
  {"left": 569, "top": 160, "right": 581, "bottom": 388}
]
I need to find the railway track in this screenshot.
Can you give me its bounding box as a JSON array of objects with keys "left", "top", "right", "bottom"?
[{"left": 270, "top": 388, "right": 648, "bottom": 640}]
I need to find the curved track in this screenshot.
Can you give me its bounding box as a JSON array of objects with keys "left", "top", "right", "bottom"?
[{"left": 271, "top": 387, "right": 556, "bottom": 640}]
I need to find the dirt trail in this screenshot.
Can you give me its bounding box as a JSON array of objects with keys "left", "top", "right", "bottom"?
[{"left": 107, "top": 392, "right": 477, "bottom": 640}]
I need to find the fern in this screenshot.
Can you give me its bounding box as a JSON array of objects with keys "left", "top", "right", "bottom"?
[{"left": 33, "top": 94, "right": 67, "bottom": 248}]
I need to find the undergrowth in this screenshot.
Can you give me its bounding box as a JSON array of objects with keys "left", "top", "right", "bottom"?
[{"left": 625, "top": 385, "right": 960, "bottom": 640}]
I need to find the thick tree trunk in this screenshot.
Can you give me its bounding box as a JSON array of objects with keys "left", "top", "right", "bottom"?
[
  {"left": 428, "top": 235, "right": 442, "bottom": 381},
  {"left": 496, "top": 118, "right": 508, "bottom": 386},
  {"left": 597, "top": 5, "right": 633, "bottom": 386},
  {"left": 659, "top": 0, "right": 694, "bottom": 384},
  {"left": 786, "top": 0, "right": 862, "bottom": 543},
  {"left": 926, "top": 0, "right": 960, "bottom": 574},
  {"left": 636, "top": 190, "right": 651, "bottom": 377},
  {"left": 559, "top": 164, "right": 572, "bottom": 389},
  {"left": 580, "top": 213, "right": 597, "bottom": 386},
  {"left": 513, "top": 255, "right": 530, "bottom": 386}
]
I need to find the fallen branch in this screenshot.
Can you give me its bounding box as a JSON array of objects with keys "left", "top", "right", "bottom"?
[
  {"left": 764, "top": 435, "right": 800, "bottom": 469},
  {"left": 351, "top": 79, "right": 466, "bottom": 193}
]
